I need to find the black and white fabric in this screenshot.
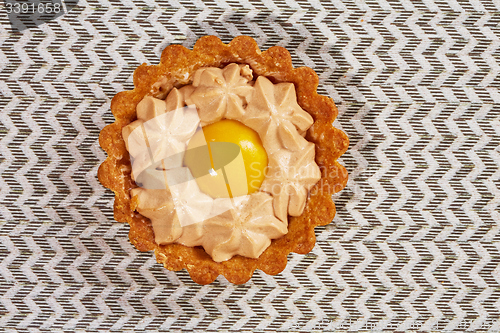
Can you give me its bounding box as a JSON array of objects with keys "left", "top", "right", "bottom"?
[{"left": 1, "top": 0, "right": 499, "bottom": 331}]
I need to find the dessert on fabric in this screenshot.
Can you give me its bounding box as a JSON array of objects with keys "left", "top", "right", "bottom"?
[{"left": 98, "top": 36, "right": 349, "bottom": 285}]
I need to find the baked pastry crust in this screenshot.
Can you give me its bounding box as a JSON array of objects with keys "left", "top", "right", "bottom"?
[{"left": 98, "top": 36, "right": 349, "bottom": 285}]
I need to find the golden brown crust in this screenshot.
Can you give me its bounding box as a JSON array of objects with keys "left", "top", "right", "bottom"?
[{"left": 98, "top": 36, "right": 349, "bottom": 285}]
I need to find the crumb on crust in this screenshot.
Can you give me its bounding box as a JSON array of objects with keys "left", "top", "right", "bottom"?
[{"left": 98, "top": 35, "right": 349, "bottom": 285}]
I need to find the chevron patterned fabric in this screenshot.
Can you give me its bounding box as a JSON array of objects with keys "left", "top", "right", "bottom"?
[{"left": 1, "top": 0, "right": 500, "bottom": 331}]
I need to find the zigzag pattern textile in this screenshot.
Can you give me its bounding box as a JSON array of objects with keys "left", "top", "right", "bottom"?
[{"left": 1, "top": 0, "right": 500, "bottom": 331}]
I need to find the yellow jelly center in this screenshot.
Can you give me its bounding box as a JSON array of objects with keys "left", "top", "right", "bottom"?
[{"left": 184, "top": 119, "right": 268, "bottom": 198}]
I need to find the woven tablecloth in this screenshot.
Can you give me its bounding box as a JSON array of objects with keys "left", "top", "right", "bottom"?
[{"left": 1, "top": 0, "right": 500, "bottom": 331}]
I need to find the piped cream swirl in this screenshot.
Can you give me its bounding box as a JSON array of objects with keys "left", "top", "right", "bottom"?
[{"left": 123, "top": 63, "right": 320, "bottom": 262}]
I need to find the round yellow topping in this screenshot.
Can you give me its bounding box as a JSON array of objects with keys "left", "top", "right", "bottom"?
[{"left": 184, "top": 119, "right": 268, "bottom": 198}]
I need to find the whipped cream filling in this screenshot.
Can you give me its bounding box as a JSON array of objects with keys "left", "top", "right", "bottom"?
[
  {"left": 122, "top": 89, "right": 200, "bottom": 181},
  {"left": 260, "top": 142, "right": 321, "bottom": 222},
  {"left": 123, "top": 63, "right": 321, "bottom": 262},
  {"left": 243, "top": 76, "right": 314, "bottom": 154},
  {"left": 202, "top": 192, "right": 287, "bottom": 262},
  {"left": 185, "top": 63, "right": 254, "bottom": 126}
]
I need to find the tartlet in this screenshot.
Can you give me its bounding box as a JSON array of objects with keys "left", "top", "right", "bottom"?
[{"left": 98, "top": 36, "right": 348, "bottom": 285}]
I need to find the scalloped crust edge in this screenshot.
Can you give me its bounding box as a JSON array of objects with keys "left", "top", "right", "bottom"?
[{"left": 98, "top": 35, "right": 349, "bottom": 285}]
